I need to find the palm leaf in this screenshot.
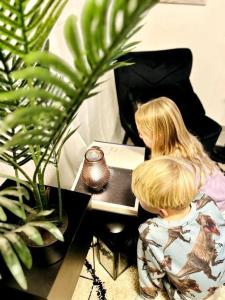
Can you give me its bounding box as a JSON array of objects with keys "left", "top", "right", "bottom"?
[
  {"left": 0, "top": 197, "right": 25, "bottom": 220},
  {"left": 0, "top": 186, "right": 30, "bottom": 200},
  {"left": 0, "top": 207, "right": 7, "bottom": 222},
  {"left": 0, "top": 0, "right": 68, "bottom": 55},
  {"left": 14, "top": 224, "right": 43, "bottom": 246},
  {"left": 27, "top": 209, "right": 54, "bottom": 220},
  {"left": 0, "top": 0, "right": 68, "bottom": 97},
  {"left": 0, "top": 186, "right": 30, "bottom": 221},
  {"left": 0, "top": 0, "right": 69, "bottom": 166},
  {"left": 0, "top": 216, "right": 64, "bottom": 290},
  {"left": 0, "top": 236, "right": 28, "bottom": 289},
  {"left": 6, "top": 232, "right": 32, "bottom": 269},
  {"left": 15, "top": 220, "right": 64, "bottom": 244},
  {"left": 29, "top": 221, "right": 64, "bottom": 242},
  {"left": 0, "top": 0, "right": 158, "bottom": 178}
]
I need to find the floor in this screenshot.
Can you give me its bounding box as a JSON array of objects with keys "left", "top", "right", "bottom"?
[
  {"left": 72, "top": 128, "right": 225, "bottom": 300},
  {"left": 72, "top": 242, "right": 139, "bottom": 300}
]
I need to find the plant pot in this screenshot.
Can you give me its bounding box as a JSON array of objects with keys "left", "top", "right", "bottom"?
[
  {"left": 0, "top": 180, "right": 92, "bottom": 300},
  {"left": 28, "top": 211, "right": 69, "bottom": 266}
]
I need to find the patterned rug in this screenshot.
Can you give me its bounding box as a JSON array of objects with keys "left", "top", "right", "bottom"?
[{"left": 72, "top": 241, "right": 139, "bottom": 300}]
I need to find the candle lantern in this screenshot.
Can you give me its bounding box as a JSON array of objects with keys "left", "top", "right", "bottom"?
[{"left": 81, "top": 146, "right": 110, "bottom": 192}]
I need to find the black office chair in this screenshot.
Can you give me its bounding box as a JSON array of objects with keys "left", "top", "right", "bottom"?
[{"left": 114, "top": 48, "right": 224, "bottom": 162}]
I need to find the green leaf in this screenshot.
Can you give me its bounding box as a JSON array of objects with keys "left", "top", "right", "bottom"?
[
  {"left": 0, "top": 207, "right": 7, "bottom": 222},
  {"left": 23, "top": 51, "right": 82, "bottom": 87},
  {"left": 0, "top": 174, "right": 32, "bottom": 191},
  {"left": 81, "top": 0, "right": 102, "bottom": 66},
  {"left": 0, "top": 0, "right": 69, "bottom": 55},
  {"left": 6, "top": 232, "right": 32, "bottom": 269},
  {"left": 15, "top": 224, "right": 43, "bottom": 246},
  {"left": 93, "top": 0, "right": 110, "bottom": 52},
  {"left": 29, "top": 209, "right": 55, "bottom": 219},
  {"left": 0, "top": 236, "right": 27, "bottom": 290},
  {"left": 0, "top": 222, "right": 16, "bottom": 231},
  {"left": 0, "top": 89, "right": 68, "bottom": 110},
  {"left": 30, "top": 221, "right": 64, "bottom": 242},
  {"left": 0, "top": 186, "right": 30, "bottom": 221},
  {"left": 12, "top": 67, "right": 76, "bottom": 98},
  {"left": 64, "top": 15, "right": 90, "bottom": 76},
  {"left": 0, "top": 0, "right": 70, "bottom": 168},
  {"left": 0, "top": 186, "right": 30, "bottom": 201},
  {"left": 9, "top": 106, "right": 63, "bottom": 126},
  {"left": 0, "top": 196, "right": 25, "bottom": 220}
]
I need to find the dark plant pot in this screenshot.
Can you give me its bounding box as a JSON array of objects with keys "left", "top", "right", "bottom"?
[
  {"left": 0, "top": 180, "right": 92, "bottom": 300},
  {"left": 30, "top": 211, "right": 69, "bottom": 266}
]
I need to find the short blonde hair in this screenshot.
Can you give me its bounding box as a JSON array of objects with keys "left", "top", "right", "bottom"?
[
  {"left": 135, "top": 97, "right": 215, "bottom": 185},
  {"left": 131, "top": 156, "right": 198, "bottom": 210}
]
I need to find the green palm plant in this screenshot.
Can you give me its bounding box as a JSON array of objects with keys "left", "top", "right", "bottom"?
[
  {"left": 0, "top": 0, "right": 70, "bottom": 290},
  {"left": 0, "top": 0, "right": 158, "bottom": 291}
]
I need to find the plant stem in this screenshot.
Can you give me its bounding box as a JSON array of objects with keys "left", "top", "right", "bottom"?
[
  {"left": 2, "top": 153, "right": 32, "bottom": 183},
  {"left": 29, "top": 145, "right": 48, "bottom": 209},
  {"left": 54, "top": 152, "right": 62, "bottom": 222},
  {"left": 27, "top": 70, "right": 48, "bottom": 209},
  {"left": 37, "top": 168, "right": 48, "bottom": 209},
  {"left": 32, "top": 183, "right": 43, "bottom": 211},
  {"left": 12, "top": 129, "right": 26, "bottom": 219},
  {"left": 2, "top": 153, "right": 43, "bottom": 211},
  {"left": 14, "top": 167, "right": 26, "bottom": 220}
]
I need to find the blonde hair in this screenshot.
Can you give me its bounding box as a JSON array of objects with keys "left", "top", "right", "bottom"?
[
  {"left": 135, "top": 97, "right": 215, "bottom": 185},
  {"left": 132, "top": 156, "right": 197, "bottom": 210}
]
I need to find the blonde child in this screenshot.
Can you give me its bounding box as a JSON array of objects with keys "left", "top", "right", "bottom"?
[
  {"left": 135, "top": 97, "right": 225, "bottom": 213},
  {"left": 132, "top": 156, "right": 225, "bottom": 300}
]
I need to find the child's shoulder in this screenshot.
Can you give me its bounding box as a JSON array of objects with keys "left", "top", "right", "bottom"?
[
  {"left": 193, "top": 192, "right": 225, "bottom": 222},
  {"left": 138, "top": 219, "right": 167, "bottom": 250},
  {"left": 138, "top": 218, "right": 159, "bottom": 233},
  {"left": 193, "top": 192, "right": 215, "bottom": 208}
]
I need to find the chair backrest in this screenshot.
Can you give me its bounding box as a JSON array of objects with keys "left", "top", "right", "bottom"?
[{"left": 114, "top": 48, "right": 206, "bottom": 145}]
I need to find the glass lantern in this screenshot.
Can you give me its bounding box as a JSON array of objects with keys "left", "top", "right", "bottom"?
[{"left": 81, "top": 146, "right": 110, "bottom": 192}]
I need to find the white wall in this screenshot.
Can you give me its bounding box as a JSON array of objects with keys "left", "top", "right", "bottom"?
[{"left": 131, "top": 0, "right": 225, "bottom": 125}]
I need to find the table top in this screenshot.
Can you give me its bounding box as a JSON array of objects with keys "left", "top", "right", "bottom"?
[{"left": 71, "top": 141, "right": 145, "bottom": 216}]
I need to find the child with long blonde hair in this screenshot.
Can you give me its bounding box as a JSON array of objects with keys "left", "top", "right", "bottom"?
[
  {"left": 132, "top": 156, "right": 225, "bottom": 300},
  {"left": 135, "top": 97, "right": 225, "bottom": 212}
]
